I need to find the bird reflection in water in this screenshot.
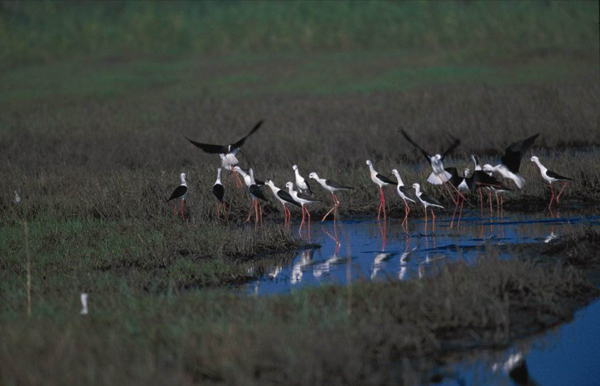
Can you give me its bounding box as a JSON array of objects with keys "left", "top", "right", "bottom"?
[
  {"left": 492, "top": 351, "right": 539, "bottom": 386},
  {"left": 291, "top": 249, "right": 315, "bottom": 284}
]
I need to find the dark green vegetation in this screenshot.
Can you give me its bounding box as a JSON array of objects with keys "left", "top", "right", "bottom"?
[
  {"left": 2, "top": 1, "right": 598, "bottom": 69},
  {"left": 2, "top": 2, "right": 600, "bottom": 385},
  {"left": 2, "top": 230, "right": 599, "bottom": 386}
]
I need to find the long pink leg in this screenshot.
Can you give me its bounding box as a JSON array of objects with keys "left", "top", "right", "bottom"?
[
  {"left": 216, "top": 201, "right": 221, "bottom": 222},
  {"left": 382, "top": 187, "right": 387, "bottom": 221},
  {"left": 222, "top": 203, "right": 229, "bottom": 224},
  {"left": 377, "top": 187, "right": 383, "bottom": 221},
  {"left": 180, "top": 200, "right": 185, "bottom": 220},
  {"left": 299, "top": 205, "right": 306, "bottom": 236},
  {"left": 306, "top": 208, "right": 311, "bottom": 242},
  {"left": 478, "top": 188, "right": 483, "bottom": 216},
  {"left": 322, "top": 193, "right": 338, "bottom": 222},
  {"left": 233, "top": 171, "right": 243, "bottom": 188},
  {"left": 548, "top": 184, "right": 555, "bottom": 210},
  {"left": 488, "top": 191, "right": 493, "bottom": 217},
  {"left": 441, "top": 178, "right": 458, "bottom": 205},
  {"left": 556, "top": 182, "right": 567, "bottom": 203},
  {"left": 173, "top": 204, "right": 177, "bottom": 217},
  {"left": 254, "top": 200, "right": 259, "bottom": 232},
  {"left": 246, "top": 199, "right": 254, "bottom": 223},
  {"left": 259, "top": 202, "right": 263, "bottom": 229},
  {"left": 432, "top": 209, "right": 436, "bottom": 233},
  {"left": 424, "top": 205, "right": 428, "bottom": 232}
]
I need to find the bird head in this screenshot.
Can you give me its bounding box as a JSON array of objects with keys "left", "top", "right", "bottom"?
[
  {"left": 463, "top": 168, "right": 470, "bottom": 177},
  {"left": 292, "top": 165, "right": 298, "bottom": 171},
  {"left": 412, "top": 183, "right": 419, "bottom": 190},
  {"left": 483, "top": 164, "right": 494, "bottom": 172},
  {"left": 366, "top": 160, "right": 372, "bottom": 166},
  {"left": 530, "top": 156, "right": 539, "bottom": 162},
  {"left": 285, "top": 182, "right": 293, "bottom": 189},
  {"left": 391, "top": 169, "right": 399, "bottom": 176},
  {"left": 309, "top": 172, "right": 318, "bottom": 180}
]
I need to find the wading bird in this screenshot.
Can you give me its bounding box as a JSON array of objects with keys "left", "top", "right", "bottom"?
[
  {"left": 166, "top": 172, "right": 189, "bottom": 220},
  {"left": 286, "top": 182, "right": 321, "bottom": 237},
  {"left": 400, "top": 129, "right": 462, "bottom": 204},
  {"left": 309, "top": 172, "right": 354, "bottom": 222},
  {"left": 467, "top": 170, "right": 511, "bottom": 216},
  {"left": 483, "top": 133, "right": 539, "bottom": 189},
  {"left": 234, "top": 166, "right": 268, "bottom": 231},
  {"left": 391, "top": 169, "right": 415, "bottom": 227},
  {"left": 185, "top": 119, "right": 264, "bottom": 186},
  {"left": 265, "top": 180, "right": 301, "bottom": 228},
  {"left": 293, "top": 164, "right": 312, "bottom": 195},
  {"left": 412, "top": 183, "right": 444, "bottom": 232},
  {"left": 212, "top": 168, "right": 227, "bottom": 222},
  {"left": 366, "top": 160, "right": 396, "bottom": 221},
  {"left": 531, "top": 156, "right": 572, "bottom": 209}
]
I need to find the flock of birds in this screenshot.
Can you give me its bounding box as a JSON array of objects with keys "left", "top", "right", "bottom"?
[{"left": 167, "top": 120, "right": 572, "bottom": 234}]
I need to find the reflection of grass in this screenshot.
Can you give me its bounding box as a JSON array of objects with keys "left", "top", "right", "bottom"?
[{"left": 1, "top": 235, "right": 598, "bottom": 385}]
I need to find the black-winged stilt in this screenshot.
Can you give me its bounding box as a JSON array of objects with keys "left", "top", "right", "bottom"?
[
  {"left": 400, "top": 129, "right": 462, "bottom": 204},
  {"left": 483, "top": 133, "right": 539, "bottom": 189},
  {"left": 391, "top": 169, "right": 416, "bottom": 227},
  {"left": 234, "top": 166, "right": 268, "bottom": 231},
  {"left": 286, "top": 182, "right": 321, "bottom": 237},
  {"left": 185, "top": 119, "right": 264, "bottom": 187},
  {"left": 265, "top": 180, "right": 301, "bottom": 228},
  {"left": 212, "top": 168, "right": 227, "bottom": 222},
  {"left": 446, "top": 167, "right": 471, "bottom": 226},
  {"left": 412, "top": 183, "right": 444, "bottom": 232},
  {"left": 467, "top": 170, "right": 511, "bottom": 216},
  {"left": 309, "top": 172, "right": 354, "bottom": 222},
  {"left": 366, "top": 160, "right": 396, "bottom": 221},
  {"left": 293, "top": 165, "right": 312, "bottom": 195},
  {"left": 531, "top": 156, "right": 572, "bottom": 209},
  {"left": 166, "top": 172, "right": 189, "bottom": 220}
]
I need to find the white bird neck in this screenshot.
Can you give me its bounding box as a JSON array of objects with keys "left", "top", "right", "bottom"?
[
  {"left": 215, "top": 169, "right": 222, "bottom": 184},
  {"left": 414, "top": 185, "right": 421, "bottom": 196},
  {"left": 532, "top": 158, "right": 546, "bottom": 172},
  {"left": 394, "top": 173, "right": 404, "bottom": 187},
  {"left": 180, "top": 175, "right": 187, "bottom": 186}
]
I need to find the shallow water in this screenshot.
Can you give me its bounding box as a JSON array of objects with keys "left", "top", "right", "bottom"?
[
  {"left": 435, "top": 300, "right": 600, "bottom": 386},
  {"left": 244, "top": 209, "right": 599, "bottom": 296}
]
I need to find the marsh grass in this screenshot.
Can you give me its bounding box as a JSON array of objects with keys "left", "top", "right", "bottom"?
[{"left": 1, "top": 236, "right": 598, "bottom": 386}]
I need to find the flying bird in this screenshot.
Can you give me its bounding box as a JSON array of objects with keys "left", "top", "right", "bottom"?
[{"left": 483, "top": 133, "right": 539, "bottom": 189}]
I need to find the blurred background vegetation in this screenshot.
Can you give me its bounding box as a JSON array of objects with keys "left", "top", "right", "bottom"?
[{"left": 1, "top": 0, "right": 598, "bottom": 69}]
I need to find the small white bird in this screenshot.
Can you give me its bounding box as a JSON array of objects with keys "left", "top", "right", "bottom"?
[
  {"left": 293, "top": 164, "right": 312, "bottom": 195},
  {"left": 531, "top": 155, "right": 572, "bottom": 209},
  {"left": 80, "top": 293, "right": 89, "bottom": 315},
  {"left": 391, "top": 169, "right": 415, "bottom": 227},
  {"left": 286, "top": 182, "right": 321, "bottom": 237},
  {"left": 14, "top": 190, "right": 21, "bottom": 205},
  {"left": 166, "top": 173, "right": 189, "bottom": 220},
  {"left": 413, "top": 183, "right": 444, "bottom": 232}
]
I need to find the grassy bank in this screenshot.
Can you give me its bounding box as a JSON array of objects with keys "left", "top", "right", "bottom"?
[
  {"left": 2, "top": 1, "right": 598, "bottom": 69},
  {"left": 1, "top": 230, "right": 599, "bottom": 386}
]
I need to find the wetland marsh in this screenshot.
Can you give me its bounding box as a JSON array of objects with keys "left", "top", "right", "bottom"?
[{"left": 1, "top": 2, "right": 599, "bottom": 385}]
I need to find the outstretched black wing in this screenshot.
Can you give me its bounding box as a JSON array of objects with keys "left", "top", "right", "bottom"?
[
  {"left": 401, "top": 129, "right": 431, "bottom": 162},
  {"left": 184, "top": 136, "right": 228, "bottom": 154},
  {"left": 440, "top": 137, "right": 461, "bottom": 160},
  {"left": 501, "top": 133, "right": 539, "bottom": 173},
  {"left": 231, "top": 119, "right": 265, "bottom": 149}
]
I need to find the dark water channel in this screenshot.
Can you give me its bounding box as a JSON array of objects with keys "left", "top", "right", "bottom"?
[
  {"left": 241, "top": 209, "right": 599, "bottom": 386},
  {"left": 244, "top": 210, "right": 599, "bottom": 296}
]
